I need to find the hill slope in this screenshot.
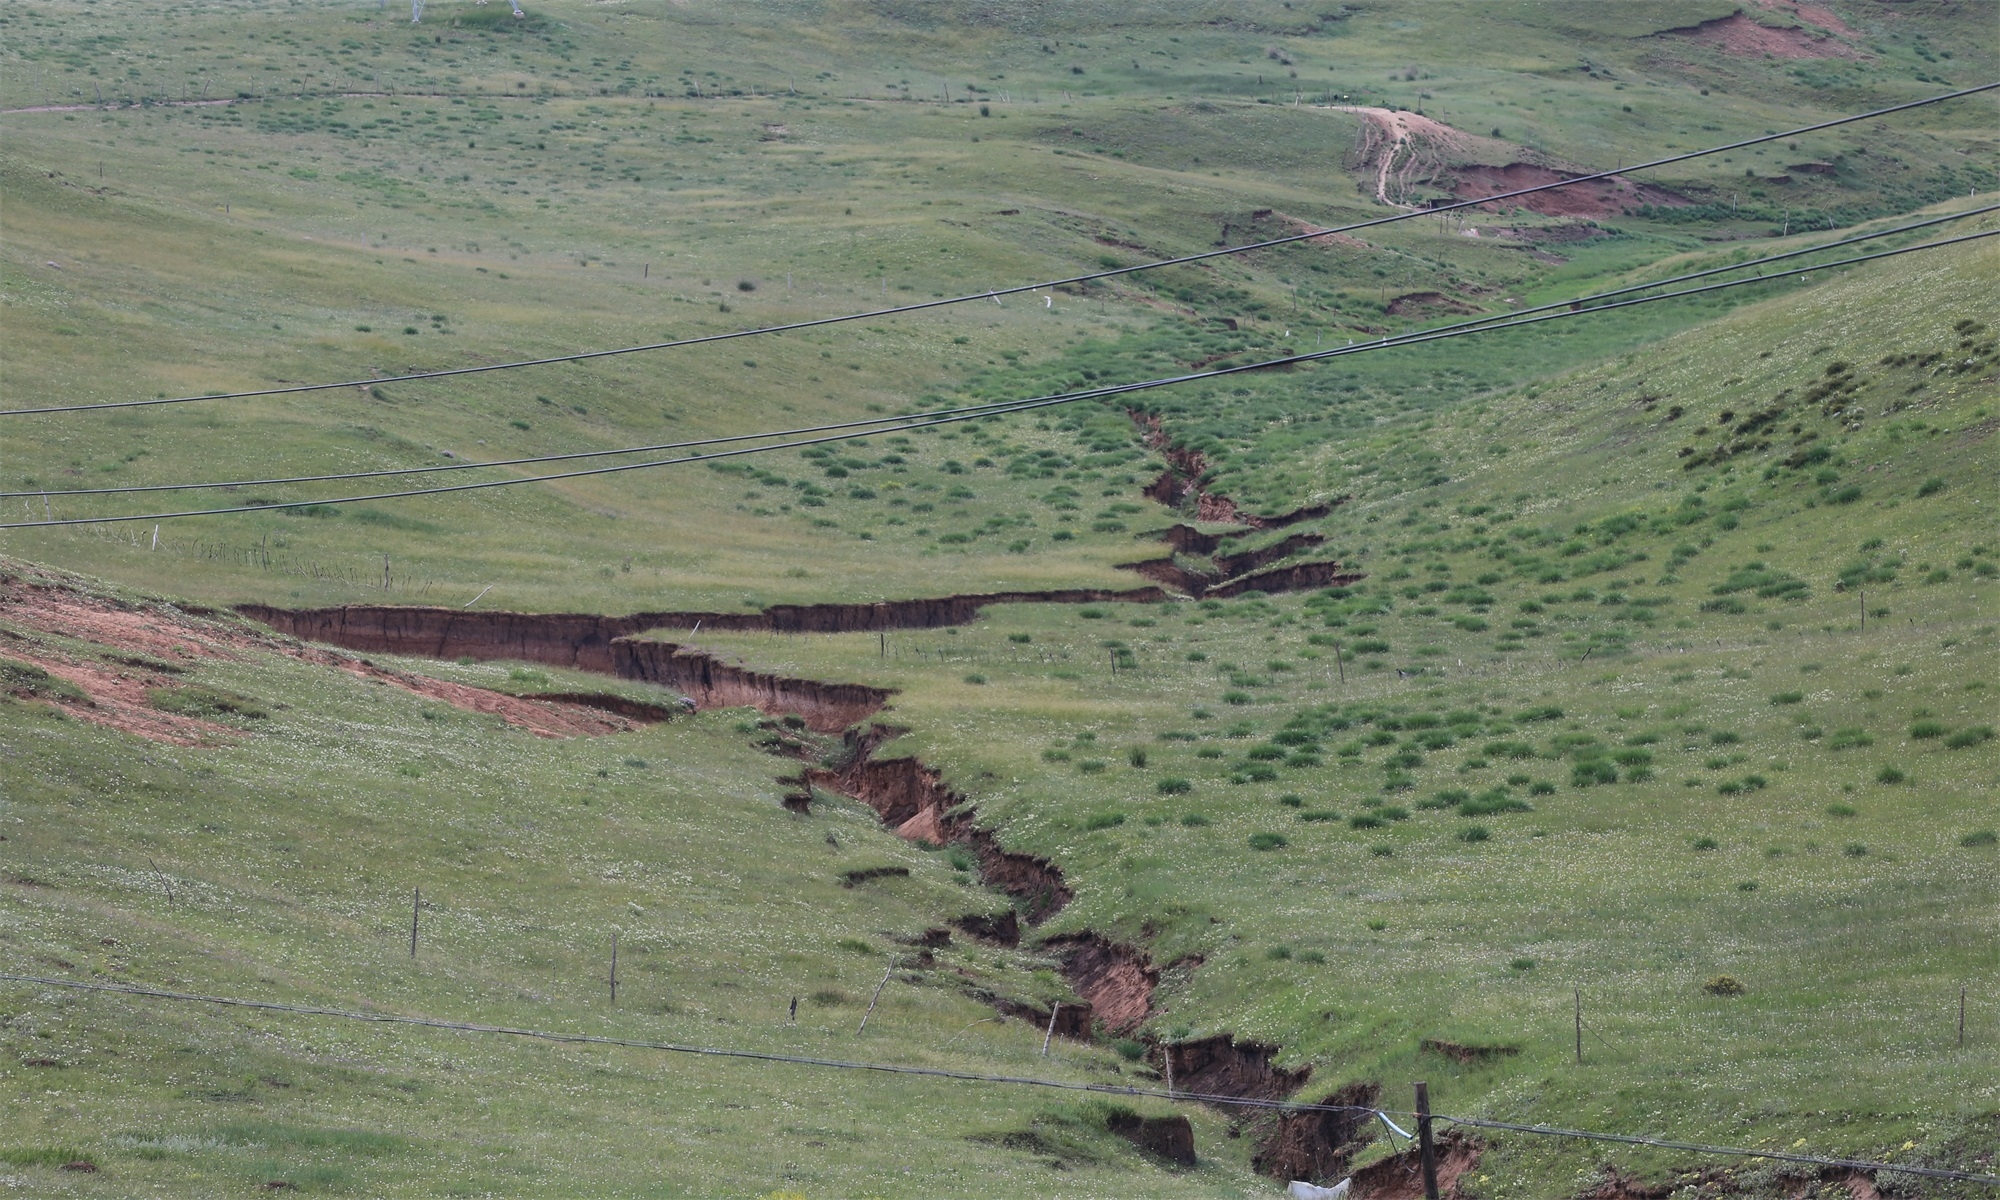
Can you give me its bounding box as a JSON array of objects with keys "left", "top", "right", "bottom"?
[{"left": 1, "top": 1, "right": 1996, "bottom": 1196}]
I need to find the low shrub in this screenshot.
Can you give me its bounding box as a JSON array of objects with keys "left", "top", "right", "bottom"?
[
  {"left": 1456, "top": 825, "right": 1492, "bottom": 843},
  {"left": 1460, "top": 792, "right": 1532, "bottom": 817},
  {"left": 1248, "top": 832, "right": 1289, "bottom": 851}
]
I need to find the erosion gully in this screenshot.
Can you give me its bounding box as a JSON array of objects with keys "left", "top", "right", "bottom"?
[{"left": 239, "top": 425, "right": 1412, "bottom": 1181}]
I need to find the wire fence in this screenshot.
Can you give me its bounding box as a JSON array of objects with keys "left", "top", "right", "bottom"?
[{"left": 3, "top": 971, "right": 1994, "bottom": 1186}]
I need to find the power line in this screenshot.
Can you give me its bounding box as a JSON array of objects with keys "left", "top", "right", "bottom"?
[
  {"left": 5, "top": 82, "right": 1993, "bottom": 419},
  {"left": 14, "top": 203, "right": 1990, "bottom": 502},
  {"left": 1437, "top": 1115, "right": 2000, "bottom": 1186},
  {"left": 4, "top": 228, "right": 1990, "bottom": 531},
  {"left": 3, "top": 972, "right": 1994, "bottom": 1186}
]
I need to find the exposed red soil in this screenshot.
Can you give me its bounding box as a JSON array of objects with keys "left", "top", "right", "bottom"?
[
  {"left": 616, "top": 639, "right": 890, "bottom": 734},
  {"left": 952, "top": 908, "right": 1021, "bottom": 946},
  {"left": 525, "top": 691, "right": 684, "bottom": 722},
  {"left": 1351, "top": 1131, "right": 1482, "bottom": 1200},
  {"left": 1160, "top": 524, "right": 1227, "bottom": 555},
  {"left": 326, "top": 659, "right": 657, "bottom": 738},
  {"left": 5, "top": 581, "right": 243, "bottom": 664},
  {"left": 1211, "top": 560, "right": 1365, "bottom": 598},
  {"left": 239, "top": 604, "right": 894, "bottom": 733},
  {"left": 1106, "top": 1111, "right": 1197, "bottom": 1167},
  {"left": 6, "top": 647, "right": 239, "bottom": 746},
  {"left": 1453, "top": 164, "right": 1692, "bottom": 219},
  {"left": 1043, "top": 933, "right": 1159, "bottom": 1035},
  {"left": 1386, "top": 291, "right": 1479, "bottom": 317},
  {"left": 1160, "top": 1033, "right": 1311, "bottom": 1101},
  {"left": 1118, "top": 531, "right": 1342, "bottom": 596},
  {"left": 977, "top": 988, "right": 1096, "bottom": 1039},
  {"left": 1252, "top": 1080, "right": 1381, "bottom": 1183},
  {"left": 1658, "top": 12, "right": 1862, "bottom": 59},
  {"left": 239, "top": 588, "right": 1167, "bottom": 660},
  {"left": 2, "top": 568, "right": 658, "bottom": 744},
  {"left": 1131, "top": 411, "right": 1344, "bottom": 532},
  {"left": 1752, "top": 0, "right": 1858, "bottom": 36},
  {"left": 236, "top": 604, "right": 654, "bottom": 673},
  {"left": 807, "top": 726, "right": 1074, "bottom": 922},
  {"left": 1333, "top": 106, "right": 1472, "bottom": 209}
]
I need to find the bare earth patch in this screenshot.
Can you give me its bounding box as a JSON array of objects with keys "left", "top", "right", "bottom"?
[
  {"left": 0, "top": 563, "right": 655, "bottom": 744},
  {"left": 1659, "top": 12, "right": 1863, "bottom": 59},
  {"left": 1453, "top": 163, "right": 1691, "bottom": 219}
]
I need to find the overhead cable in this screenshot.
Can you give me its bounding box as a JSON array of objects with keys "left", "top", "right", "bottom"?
[
  {"left": 4, "top": 81, "right": 1994, "bottom": 419},
  {"left": 1436, "top": 1115, "right": 2000, "bottom": 1186},
  {"left": 3, "top": 228, "right": 1991, "bottom": 531},
  {"left": 3, "top": 972, "right": 1994, "bottom": 1186},
  {"left": 12, "top": 202, "right": 1991, "bottom": 502}
]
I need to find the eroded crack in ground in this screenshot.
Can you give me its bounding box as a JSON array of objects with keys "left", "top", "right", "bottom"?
[{"left": 221, "top": 424, "right": 1383, "bottom": 1180}]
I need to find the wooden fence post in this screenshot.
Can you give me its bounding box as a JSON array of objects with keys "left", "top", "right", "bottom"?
[
  {"left": 1416, "top": 1081, "right": 1440, "bottom": 1200},
  {"left": 857, "top": 960, "right": 894, "bottom": 1034}
]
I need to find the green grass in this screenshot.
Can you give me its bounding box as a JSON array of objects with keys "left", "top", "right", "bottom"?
[{"left": 1, "top": 0, "right": 1997, "bottom": 1194}]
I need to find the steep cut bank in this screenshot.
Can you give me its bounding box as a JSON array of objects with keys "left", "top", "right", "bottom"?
[
  {"left": 239, "top": 585, "right": 1166, "bottom": 660},
  {"left": 1, "top": 566, "right": 665, "bottom": 744},
  {"left": 796, "top": 727, "right": 1175, "bottom": 1040},
  {"left": 1131, "top": 410, "right": 1341, "bottom": 531},
  {"left": 1252, "top": 1080, "right": 1380, "bottom": 1183},
  {"left": 805, "top": 726, "right": 1073, "bottom": 924},
  {"left": 614, "top": 639, "right": 890, "bottom": 734},
  {"left": 238, "top": 602, "right": 892, "bottom": 734}
]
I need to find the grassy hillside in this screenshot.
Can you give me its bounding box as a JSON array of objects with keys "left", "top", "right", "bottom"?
[
  {"left": 1, "top": 1, "right": 1996, "bottom": 1196},
  {"left": 679, "top": 236, "right": 1999, "bottom": 1177}
]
